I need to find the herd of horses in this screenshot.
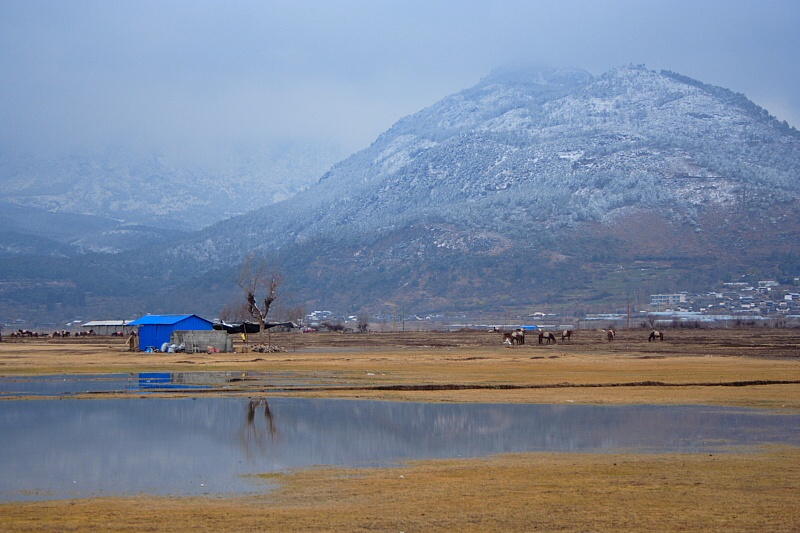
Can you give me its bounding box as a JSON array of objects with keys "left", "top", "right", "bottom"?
[
  {"left": 503, "top": 329, "right": 567, "bottom": 345},
  {"left": 3, "top": 329, "right": 98, "bottom": 339},
  {"left": 502, "top": 328, "right": 665, "bottom": 345},
  {"left": 7, "top": 329, "right": 40, "bottom": 338}
]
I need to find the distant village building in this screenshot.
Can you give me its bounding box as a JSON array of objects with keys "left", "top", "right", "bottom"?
[
  {"left": 80, "top": 320, "right": 136, "bottom": 335},
  {"left": 650, "top": 293, "right": 687, "bottom": 307}
]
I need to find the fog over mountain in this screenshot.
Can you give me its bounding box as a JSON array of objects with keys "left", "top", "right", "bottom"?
[
  {"left": 164, "top": 65, "right": 799, "bottom": 310},
  {"left": 2, "top": 65, "right": 799, "bottom": 322},
  {"left": 0, "top": 141, "right": 346, "bottom": 234}
]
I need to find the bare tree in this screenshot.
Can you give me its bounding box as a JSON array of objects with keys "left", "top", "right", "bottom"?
[
  {"left": 284, "top": 304, "right": 306, "bottom": 325},
  {"left": 237, "top": 254, "right": 283, "bottom": 342},
  {"left": 219, "top": 301, "right": 250, "bottom": 323}
]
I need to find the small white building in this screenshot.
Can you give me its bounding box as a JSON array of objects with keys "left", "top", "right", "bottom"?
[
  {"left": 650, "top": 294, "right": 687, "bottom": 307},
  {"left": 81, "top": 320, "right": 136, "bottom": 335}
]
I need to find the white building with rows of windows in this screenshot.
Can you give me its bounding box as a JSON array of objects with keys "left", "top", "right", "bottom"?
[{"left": 649, "top": 293, "right": 687, "bottom": 308}]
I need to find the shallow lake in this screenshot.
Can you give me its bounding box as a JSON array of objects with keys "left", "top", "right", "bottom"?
[
  {"left": 1, "top": 396, "right": 798, "bottom": 501},
  {"left": 0, "top": 371, "right": 340, "bottom": 397}
]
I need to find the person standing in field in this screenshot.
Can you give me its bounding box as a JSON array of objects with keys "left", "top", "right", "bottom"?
[{"left": 126, "top": 332, "right": 136, "bottom": 351}]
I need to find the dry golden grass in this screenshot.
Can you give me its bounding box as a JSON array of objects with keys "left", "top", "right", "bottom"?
[
  {"left": 1, "top": 449, "right": 798, "bottom": 532},
  {"left": 2, "top": 329, "right": 797, "bottom": 409},
  {"left": 0, "top": 328, "right": 798, "bottom": 531}
]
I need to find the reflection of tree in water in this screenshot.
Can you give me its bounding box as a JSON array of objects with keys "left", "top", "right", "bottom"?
[{"left": 239, "top": 397, "right": 279, "bottom": 459}]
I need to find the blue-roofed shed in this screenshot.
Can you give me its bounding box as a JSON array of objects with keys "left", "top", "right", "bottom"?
[{"left": 128, "top": 314, "right": 214, "bottom": 351}]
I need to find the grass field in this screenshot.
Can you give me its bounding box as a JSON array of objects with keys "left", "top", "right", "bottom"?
[{"left": 1, "top": 328, "right": 798, "bottom": 531}]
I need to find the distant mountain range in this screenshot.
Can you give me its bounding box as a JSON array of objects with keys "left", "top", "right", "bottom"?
[
  {"left": 2, "top": 65, "right": 799, "bottom": 324},
  {"left": 0, "top": 142, "right": 345, "bottom": 233},
  {"left": 0, "top": 201, "right": 182, "bottom": 255}
]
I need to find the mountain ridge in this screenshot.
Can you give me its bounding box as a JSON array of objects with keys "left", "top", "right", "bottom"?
[
  {"left": 0, "top": 142, "right": 346, "bottom": 233},
  {"left": 199, "top": 64, "right": 799, "bottom": 312},
  {"left": 2, "top": 64, "right": 799, "bottom": 322},
  {"left": 174, "top": 65, "right": 799, "bottom": 261}
]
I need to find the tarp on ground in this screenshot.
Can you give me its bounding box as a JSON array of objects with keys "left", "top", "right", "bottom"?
[{"left": 213, "top": 321, "right": 297, "bottom": 334}]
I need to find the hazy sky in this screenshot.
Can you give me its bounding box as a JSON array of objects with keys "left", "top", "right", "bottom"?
[{"left": 2, "top": 0, "right": 799, "bottom": 162}]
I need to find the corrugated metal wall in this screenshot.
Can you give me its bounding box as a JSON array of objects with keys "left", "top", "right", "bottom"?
[
  {"left": 137, "top": 316, "right": 213, "bottom": 351},
  {"left": 177, "top": 316, "right": 215, "bottom": 331}
]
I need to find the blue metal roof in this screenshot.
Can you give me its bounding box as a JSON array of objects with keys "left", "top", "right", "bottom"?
[{"left": 129, "top": 314, "right": 211, "bottom": 326}]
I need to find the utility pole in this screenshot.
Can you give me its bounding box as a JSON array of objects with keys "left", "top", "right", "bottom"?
[{"left": 626, "top": 299, "right": 631, "bottom": 349}]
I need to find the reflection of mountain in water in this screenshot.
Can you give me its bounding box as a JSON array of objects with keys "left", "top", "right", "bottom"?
[
  {"left": 0, "top": 398, "right": 797, "bottom": 500},
  {"left": 262, "top": 401, "right": 795, "bottom": 461}
]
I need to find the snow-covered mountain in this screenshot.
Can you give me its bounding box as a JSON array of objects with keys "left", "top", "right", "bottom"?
[
  {"left": 0, "top": 142, "right": 346, "bottom": 232},
  {"left": 0, "top": 201, "right": 184, "bottom": 256},
  {"left": 152, "top": 65, "right": 798, "bottom": 311},
  {"left": 184, "top": 66, "right": 796, "bottom": 248},
  {"left": 3, "top": 65, "right": 800, "bottom": 320}
]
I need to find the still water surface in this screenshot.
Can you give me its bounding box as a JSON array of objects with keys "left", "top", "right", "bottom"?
[
  {"left": 0, "top": 371, "right": 336, "bottom": 396},
  {"left": 1, "top": 396, "right": 798, "bottom": 501}
]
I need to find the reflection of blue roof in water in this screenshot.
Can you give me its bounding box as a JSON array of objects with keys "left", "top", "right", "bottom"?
[
  {"left": 136, "top": 373, "right": 211, "bottom": 391},
  {"left": 138, "top": 372, "right": 171, "bottom": 385},
  {"left": 0, "top": 372, "right": 337, "bottom": 397}
]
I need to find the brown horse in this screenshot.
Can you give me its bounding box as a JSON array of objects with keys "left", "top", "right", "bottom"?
[
  {"left": 605, "top": 329, "right": 615, "bottom": 342},
  {"left": 561, "top": 329, "right": 572, "bottom": 342},
  {"left": 539, "top": 332, "right": 556, "bottom": 345},
  {"left": 503, "top": 329, "right": 525, "bottom": 346},
  {"left": 648, "top": 330, "right": 664, "bottom": 342}
]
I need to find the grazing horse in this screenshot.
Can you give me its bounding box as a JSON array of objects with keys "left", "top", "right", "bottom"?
[
  {"left": 648, "top": 330, "right": 664, "bottom": 342},
  {"left": 561, "top": 329, "right": 572, "bottom": 342},
  {"left": 605, "top": 329, "right": 615, "bottom": 342},
  {"left": 539, "top": 332, "right": 556, "bottom": 345},
  {"left": 503, "top": 329, "right": 525, "bottom": 346}
]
